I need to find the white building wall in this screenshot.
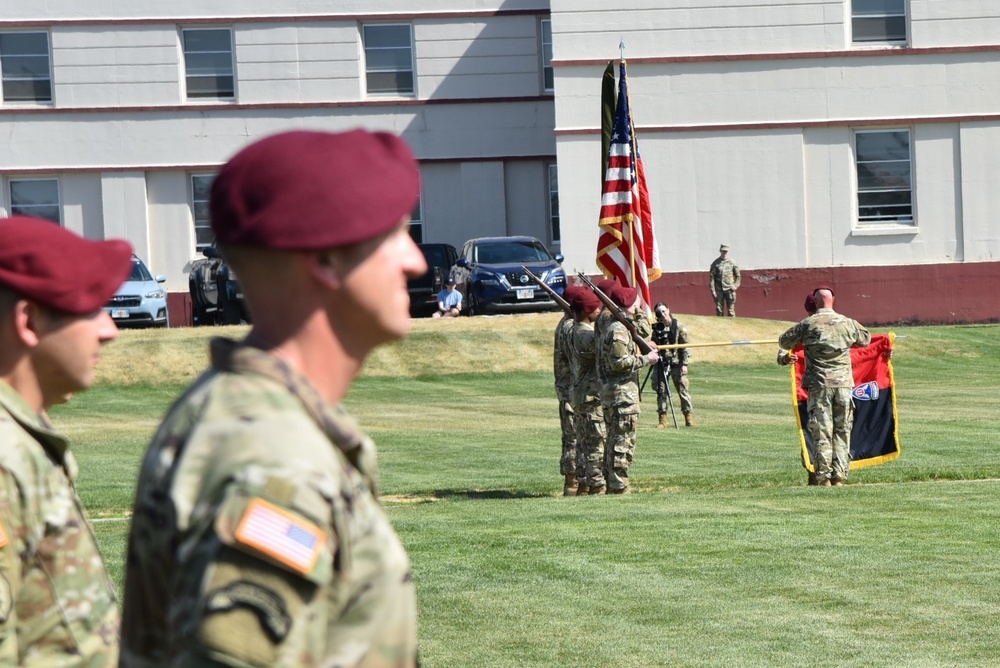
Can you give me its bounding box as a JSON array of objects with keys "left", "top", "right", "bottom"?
[
  {"left": 550, "top": 0, "right": 1000, "bottom": 276},
  {"left": 0, "top": 3, "right": 556, "bottom": 297}
]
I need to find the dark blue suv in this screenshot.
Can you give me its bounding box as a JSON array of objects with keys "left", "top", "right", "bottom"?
[{"left": 452, "top": 236, "right": 566, "bottom": 315}]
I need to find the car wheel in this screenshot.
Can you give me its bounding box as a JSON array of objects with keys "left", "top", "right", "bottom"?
[{"left": 465, "top": 286, "right": 478, "bottom": 316}]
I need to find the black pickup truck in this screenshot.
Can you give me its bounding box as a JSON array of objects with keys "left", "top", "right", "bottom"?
[{"left": 409, "top": 243, "right": 458, "bottom": 316}]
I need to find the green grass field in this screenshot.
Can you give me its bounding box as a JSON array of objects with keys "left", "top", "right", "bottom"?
[{"left": 52, "top": 314, "right": 1000, "bottom": 667}]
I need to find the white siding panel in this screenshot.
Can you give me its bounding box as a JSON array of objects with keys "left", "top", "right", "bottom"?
[
  {"left": 958, "top": 123, "right": 1000, "bottom": 262},
  {"left": 503, "top": 161, "right": 549, "bottom": 242},
  {"left": 146, "top": 171, "right": 199, "bottom": 287}
]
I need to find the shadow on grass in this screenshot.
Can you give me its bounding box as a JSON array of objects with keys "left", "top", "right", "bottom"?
[{"left": 432, "top": 488, "right": 550, "bottom": 500}]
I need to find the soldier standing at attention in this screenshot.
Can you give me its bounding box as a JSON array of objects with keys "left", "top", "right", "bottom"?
[
  {"left": 709, "top": 244, "right": 741, "bottom": 316},
  {"left": 120, "top": 129, "right": 426, "bottom": 667},
  {"left": 600, "top": 286, "right": 659, "bottom": 494},
  {"left": 0, "top": 216, "right": 131, "bottom": 665},
  {"left": 778, "top": 287, "right": 871, "bottom": 487},
  {"left": 567, "top": 288, "right": 607, "bottom": 496},
  {"left": 553, "top": 285, "right": 580, "bottom": 496}
]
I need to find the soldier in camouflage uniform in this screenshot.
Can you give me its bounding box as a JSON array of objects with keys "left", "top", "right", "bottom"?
[
  {"left": 120, "top": 130, "right": 425, "bottom": 667},
  {"left": 553, "top": 286, "right": 580, "bottom": 496},
  {"left": 709, "top": 244, "right": 741, "bottom": 317},
  {"left": 778, "top": 287, "right": 871, "bottom": 486},
  {"left": 599, "top": 286, "right": 659, "bottom": 494},
  {"left": 651, "top": 303, "right": 694, "bottom": 428},
  {"left": 0, "top": 216, "right": 132, "bottom": 666},
  {"left": 567, "top": 289, "right": 606, "bottom": 496}
]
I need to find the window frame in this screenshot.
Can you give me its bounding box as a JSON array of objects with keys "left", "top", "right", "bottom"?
[
  {"left": 408, "top": 198, "right": 423, "bottom": 244},
  {"left": 854, "top": 128, "right": 914, "bottom": 227},
  {"left": 181, "top": 26, "right": 236, "bottom": 101},
  {"left": 547, "top": 163, "right": 560, "bottom": 243},
  {"left": 0, "top": 31, "right": 53, "bottom": 104},
  {"left": 8, "top": 177, "right": 61, "bottom": 223},
  {"left": 540, "top": 19, "right": 554, "bottom": 93},
  {"left": 851, "top": 0, "right": 908, "bottom": 45},
  {"left": 362, "top": 23, "right": 415, "bottom": 97},
  {"left": 190, "top": 173, "right": 216, "bottom": 249}
]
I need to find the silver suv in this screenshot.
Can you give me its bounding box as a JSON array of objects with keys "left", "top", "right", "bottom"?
[{"left": 104, "top": 255, "right": 169, "bottom": 328}]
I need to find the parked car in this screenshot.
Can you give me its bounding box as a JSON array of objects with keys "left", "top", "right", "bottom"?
[
  {"left": 189, "top": 246, "right": 250, "bottom": 326},
  {"left": 409, "top": 242, "right": 459, "bottom": 316},
  {"left": 452, "top": 236, "right": 566, "bottom": 315},
  {"left": 104, "top": 255, "right": 169, "bottom": 328}
]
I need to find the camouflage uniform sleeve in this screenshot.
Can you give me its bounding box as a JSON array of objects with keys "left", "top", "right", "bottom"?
[
  {"left": 0, "top": 468, "right": 23, "bottom": 664},
  {"left": 778, "top": 321, "right": 806, "bottom": 351},
  {"left": 633, "top": 311, "right": 653, "bottom": 340},
  {"left": 854, "top": 320, "right": 872, "bottom": 348},
  {"left": 732, "top": 262, "right": 741, "bottom": 290},
  {"left": 676, "top": 323, "right": 691, "bottom": 367},
  {"left": 607, "top": 326, "right": 648, "bottom": 374},
  {"left": 708, "top": 261, "right": 718, "bottom": 294}
]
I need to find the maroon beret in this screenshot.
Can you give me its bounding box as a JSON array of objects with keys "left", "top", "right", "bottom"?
[
  {"left": 610, "top": 286, "right": 638, "bottom": 309},
  {"left": 210, "top": 129, "right": 420, "bottom": 250},
  {"left": 561, "top": 285, "right": 581, "bottom": 303},
  {"left": 813, "top": 284, "right": 835, "bottom": 297},
  {"left": 0, "top": 216, "right": 133, "bottom": 315},
  {"left": 596, "top": 278, "right": 618, "bottom": 295},
  {"left": 570, "top": 289, "right": 601, "bottom": 313},
  {"left": 804, "top": 293, "right": 817, "bottom": 314}
]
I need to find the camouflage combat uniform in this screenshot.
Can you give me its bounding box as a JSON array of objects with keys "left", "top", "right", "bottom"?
[
  {"left": 568, "top": 320, "right": 606, "bottom": 493},
  {"left": 653, "top": 318, "right": 693, "bottom": 419},
  {"left": 599, "top": 319, "right": 653, "bottom": 493},
  {"left": 778, "top": 309, "right": 871, "bottom": 484},
  {"left": 553, "top": 313, "right": 578, "bottom": 489},
  {"left": 709, "top": 256, "right": 741, "bottom": 316},
  {"left": 0, "top": 380, "right": 119, "bottom": 666},
  {"left": 120, "top": 339, "right": 417, "bottom": 667}
]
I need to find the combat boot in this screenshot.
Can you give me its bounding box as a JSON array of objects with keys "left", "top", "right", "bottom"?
[
  {"left": 576, "top": 483, "right": 590, "bottom": 496},
  {"left": 563, "top": 474, "right": 578, "bottom": 496},
  {"left": 589, "top": 484, "right": 606, "bottom": 495},
  {"left": 657, "top": 414, "right": 668, "bottom": 429},
  {"left": 684, "top": 412, "right": 694, "bottom": 427}
]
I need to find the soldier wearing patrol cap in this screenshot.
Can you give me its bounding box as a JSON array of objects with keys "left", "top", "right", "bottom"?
[
  {"left": 0, "top": 215, "right": 132, "bottom": 665},
  {"left": 709, "top": 244, "right": 741, "bottom": 317},
  {"left": 120, "top": 129, "right": 426, "bottom": 667}
]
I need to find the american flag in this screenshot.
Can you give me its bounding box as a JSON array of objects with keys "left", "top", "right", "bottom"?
[
  {"left": 235, "top": 498, "right": 325, "bottom": 574},
  {"left": 596, "top": 60, "right": 661, "bottom": 308}
]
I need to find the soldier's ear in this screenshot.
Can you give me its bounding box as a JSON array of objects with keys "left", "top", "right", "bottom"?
[{"left": 305, "top": 250, "right": 345, "bottom": 290}]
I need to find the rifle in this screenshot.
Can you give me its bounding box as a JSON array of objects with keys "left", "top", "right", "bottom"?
[
  {"left": 521, "top": 266, "right": 572, "bottom": 316},
  {"left": 575, "top": 273, "right": 655, "bottom": 355}
]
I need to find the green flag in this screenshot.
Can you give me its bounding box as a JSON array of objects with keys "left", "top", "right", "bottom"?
[{"left": 601, "top": 60, "right": 616, "bottom": 187}]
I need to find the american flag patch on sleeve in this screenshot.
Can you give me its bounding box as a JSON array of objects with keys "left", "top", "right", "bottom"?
[{"left": 234, "top": 498, "right": 326, "bottom": 575}]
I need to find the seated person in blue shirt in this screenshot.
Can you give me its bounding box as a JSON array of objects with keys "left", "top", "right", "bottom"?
[{"left": 433, "top": 277, "right": 463, "bottom": 318}]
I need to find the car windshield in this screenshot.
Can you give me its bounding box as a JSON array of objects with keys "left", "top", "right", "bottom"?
[
  {"left": 422, "top": 246, "right": 450, "bottom": 269},
  {"left": 129, "top": 260, "right": 153, "bottom": 282},
  {"left": 475, "top": 240, "right": 551, "bottom": 264}
]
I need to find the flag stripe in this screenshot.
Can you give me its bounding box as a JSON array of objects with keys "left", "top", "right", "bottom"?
[
  {"left": 595, "top": 59, "right": 661, "bottom": 307},
  {"left": 235, "top": 498, "right": 325, "bottom": 574}
]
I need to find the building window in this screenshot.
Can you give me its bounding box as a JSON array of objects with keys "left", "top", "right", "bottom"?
[
  {"left": 182, "top": 28, "right": 235, "bottom": 100},
  {"left": 363, "top": 24, "right": 414, "bottom": 96},
  {"left": 852, "top": 0, "right": 907, "bottom": 43},
  {"left": 548, "top": 163, "right": 560, "bottom": 242},
  {"left": 191, "top": 174, "right": 215, "bottom": 248},
  {"left": 9, "top": 178, "right": 60, "bottom": 223},
  {"left": 540, "top": 20, "right": 553, "bottom": 93},
  {"left": 855, "top": 129, "right": 912, "bottom": 225},
  {"left": 408, "top": 199, "right": 423, "bottom": 244},
  {"left": 0, "top": 32, "right": 52, "bottom": 103}
]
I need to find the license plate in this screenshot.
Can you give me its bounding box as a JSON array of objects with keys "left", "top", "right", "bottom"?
[
  {"left": 111, "top": 309, "right": 129, "bottom": 319},
  {"left": 516, "top": 289, "right": 534, "bottom": 300}
]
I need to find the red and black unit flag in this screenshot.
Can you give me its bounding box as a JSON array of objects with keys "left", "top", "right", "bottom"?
[
  {"left": 788, "top": 333, "right": 900, "bottom": 471},
  {"left": 596, "top": 60, "right": 661, "bottom": 308}
]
